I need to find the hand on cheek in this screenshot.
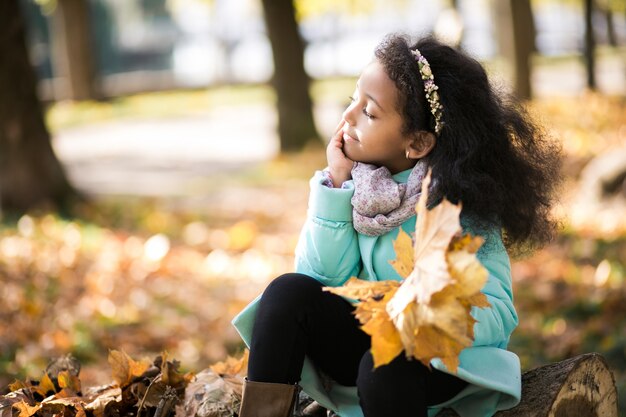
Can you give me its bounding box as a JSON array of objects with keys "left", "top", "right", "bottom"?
[{"left": 326, "top": 120, "right": 355, "bottom": 188}]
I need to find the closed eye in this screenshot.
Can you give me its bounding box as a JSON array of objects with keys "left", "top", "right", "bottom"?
[{"left": 348, "top": 96, "right": 375, "bottom": 120}]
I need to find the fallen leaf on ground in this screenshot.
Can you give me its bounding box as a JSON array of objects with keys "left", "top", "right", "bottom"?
[
  {"left": 209, "top": 349, "right": 249, "bottom": 377},
  {"left": 13, "top": 401, "right": 40, "bottom": 417},
  {"left": 108, "top": 350, "right": 151, "bottom": 387}
]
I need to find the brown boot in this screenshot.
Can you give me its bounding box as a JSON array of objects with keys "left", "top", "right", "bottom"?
[{"left": 238, "top": 379, "right": 300, "bottom": 417}]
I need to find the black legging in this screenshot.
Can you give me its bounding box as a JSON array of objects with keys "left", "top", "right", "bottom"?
[{"left": 247, "top": 273, "right": 468, "bottom": 417}]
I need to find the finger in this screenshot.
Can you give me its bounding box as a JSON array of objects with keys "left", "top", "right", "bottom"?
[
  {"left": 331, "top": 133, "right": 343, "bottom": 147},
  {"left": 329, "top": 129, "right": 342, "bottom": 145},
  {"left": 333, "top": 119, "right": 346, "bottom": 135}
]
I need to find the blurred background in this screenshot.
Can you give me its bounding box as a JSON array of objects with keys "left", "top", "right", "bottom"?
[{"left": 1, "top": 0, "right": 625, "bottom": 412}]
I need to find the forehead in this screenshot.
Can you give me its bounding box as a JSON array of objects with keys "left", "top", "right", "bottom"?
[{"left": 357, "top": 60, "right": 400, "bottom": 110}]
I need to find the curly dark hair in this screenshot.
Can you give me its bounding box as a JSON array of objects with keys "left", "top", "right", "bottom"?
[{"left": 374, "top": 34, "right": 562, "bottom": 253}]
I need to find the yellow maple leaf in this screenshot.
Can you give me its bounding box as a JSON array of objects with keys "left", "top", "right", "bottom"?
[
  {"left": 356, "top": 288, "right": 403, "bottom": 368},
  {"left": 108, "top": 350, "right": 151, "bottom": 387},
  {"left": 386, "top": 171, "right": 491, "bottom": 372},
  {"left": 210, "top": 349, "right": 249, "bottom": 377},
  {"left": 325, "top": 279, "right": 403, "bottom": 367},
  {"left": 412, "top": 324, "right": 465, "bottom": 372},
  {"left": 323, "top": 277, "right": 400, "bottom": 301},
  {"left": 388, "top": 228, "right": 414, "bottom": 279},
  {"left": 387, "top": 172, "right": 462, "bottom": 320}
]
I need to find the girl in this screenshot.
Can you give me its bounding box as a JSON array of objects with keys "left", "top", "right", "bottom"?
[{"left": 232, "top": 35, "right": 561, "bottom": 417}]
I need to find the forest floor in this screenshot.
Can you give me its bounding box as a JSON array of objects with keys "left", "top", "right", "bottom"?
[{"left": 1, "top": 57, "right": 626, "bottom": 412}]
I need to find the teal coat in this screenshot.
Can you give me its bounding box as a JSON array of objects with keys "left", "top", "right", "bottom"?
[{"left": 232, "top": 170, "right": 521, "bottom": 417}]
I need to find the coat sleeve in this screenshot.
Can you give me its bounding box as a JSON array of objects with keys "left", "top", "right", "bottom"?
[
  {"left": 470, "top": 238, "right": 519, "bottom": 348},
  {"left": 294, "top": 171, "right": 362, "bottom": 287}
]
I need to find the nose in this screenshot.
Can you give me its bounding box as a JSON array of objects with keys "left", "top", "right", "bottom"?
[{"left": 342, "top": 101, "right": 357, "bottom": 126}]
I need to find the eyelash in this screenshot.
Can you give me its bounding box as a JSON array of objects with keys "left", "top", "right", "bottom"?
[{"left": 348, "top": 96, "right": 375, "bottom": 120}]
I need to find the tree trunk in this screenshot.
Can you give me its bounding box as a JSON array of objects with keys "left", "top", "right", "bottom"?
[
  {"left": 49, "top": 0, "right": 99, "bottom": 100},
  {"left": 0, "top": 0, "right": 77, "bottom": 213},
  {"left": 492, "top": 0, "right": 535, "bottom": 100},
  {"left": 436, "top": 353, "right": 618, "bottom": 417},
  {"left": 584, "top": 0, "right": 597, "bottom": 90},
  {"left": 435, "top": 0, "right": 464, "bottom": 49},
  {"left": 509, "top": 0, "right": 535, "bottom": 100},
  {"left": 602, "top": 2, "right": 617, "bottom": 47},
  {"left": 260, "top": 0, "right": 320, "bottom": 152}
]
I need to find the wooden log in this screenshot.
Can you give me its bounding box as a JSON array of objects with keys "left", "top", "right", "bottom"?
[
  {"left": 182, "top": 353, "right": 619, "bottom": 417},
  {"left": 435, "top": 352, "right": 618, "bottom": 417}
]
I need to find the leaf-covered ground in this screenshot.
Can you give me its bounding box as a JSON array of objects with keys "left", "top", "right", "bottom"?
[{"left": 1, "top": 94, "right": 625, "bottom": 413}]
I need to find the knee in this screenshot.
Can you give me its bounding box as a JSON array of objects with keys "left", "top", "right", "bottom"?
[
  {"left": 260, "top": 273, "right": 322, "bottom": 313},
  {"left": 356, "top": 351, "right": 377, "bottom": 399},
  {"left": 357, "top": 351, "right": 429, "bottom": 405}
]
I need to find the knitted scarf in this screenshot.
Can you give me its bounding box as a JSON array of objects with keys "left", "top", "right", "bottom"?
[{"left": 351, "top": 160, "right": 428, "bottom": 236}]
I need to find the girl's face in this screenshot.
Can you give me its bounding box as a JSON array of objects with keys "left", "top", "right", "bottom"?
[{"left": 341, "top": 60, "right": 414, "bottom": 174}]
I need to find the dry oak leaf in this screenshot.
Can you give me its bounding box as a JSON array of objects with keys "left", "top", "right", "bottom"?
[
  {"left": 157, "top": 351, "right": 195, "bottom": 388},
  {"left": 1, "top": 390, "right": 36, "bottom": 417},
  {"left": 40, "top": 394, "right": 87, "bottom": 417},
  {"left": 182, "top": 350, "right": 251, "bottom": 417},
  {"left": 108, "top": 350, "right": 151, "bottom": 387},
  {"left": 83, "top": 385, "right": 122, "bottom": 417},
  {"left": 12, "top": 400, "right": 40, "bottom": 417},
  {"left": 182, "top": 369, "right": 241, "bottom": 417}
]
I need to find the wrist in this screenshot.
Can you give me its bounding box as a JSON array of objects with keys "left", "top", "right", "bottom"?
[{"left": 329, "top": 168, "right": 351, "bottom": 188}]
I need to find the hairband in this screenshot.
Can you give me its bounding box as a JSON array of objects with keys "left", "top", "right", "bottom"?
[{"left": 411, "top": 48, "right": 444, "bottom": 135}]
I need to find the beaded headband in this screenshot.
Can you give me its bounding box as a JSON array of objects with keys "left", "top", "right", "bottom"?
[{"left": 411, "top": 48, "right": 444, "bottom": 135}]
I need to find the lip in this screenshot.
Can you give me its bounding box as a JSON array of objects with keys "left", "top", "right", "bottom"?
[{"left": 342, "top": 131, "right": 359, "bottom": 142}]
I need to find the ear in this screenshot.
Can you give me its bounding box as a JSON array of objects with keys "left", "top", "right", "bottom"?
[{"left": 406, "top": 131, "right": 436, "bottom": 159}]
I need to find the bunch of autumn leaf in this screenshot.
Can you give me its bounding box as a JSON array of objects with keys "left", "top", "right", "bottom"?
[
  {"left": 0, "top": 350, "right": 252, "bottom": 417},
  {"left": 0, "top": 351, "right": 195, "bottom": 417},
  {"left": 325, "top": 172, "right": 491, "bottom": 372}
]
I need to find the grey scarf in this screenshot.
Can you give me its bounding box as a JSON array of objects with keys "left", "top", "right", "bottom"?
[{"left": 351, "top": 161, "right": 428, "bottom": 236}]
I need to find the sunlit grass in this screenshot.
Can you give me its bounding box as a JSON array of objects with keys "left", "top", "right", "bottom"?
[{"left": 46, "top": 77, "right": 357, "bottom": 133}]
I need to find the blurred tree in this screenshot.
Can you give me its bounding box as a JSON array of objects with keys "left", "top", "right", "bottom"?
[
  {"left": 0, "top": 0, "right": 77, "bottom": 213},
  {"left": 49, "top": 0, "right": 100, "bottom": 100},
  {"left": 434, "top": 0, "right": 464, "bottom": 49},
  {"left": 584, "top": 0, "right": 597, "bottom": 90},
  {"left": 260, "top": 0, "right": 320, "bottom": 152},
  {"left": 597, "top": 0, "right": 618, "bottom": 46},
  {"left": 294, "top": 0, "right": 377, "bottom": 18},
  {"left": 511, "top": 0, "right": 536, "bottom": 99},
  {"left": 493, "top": 0, "right": 536, "bottom": 99}
]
